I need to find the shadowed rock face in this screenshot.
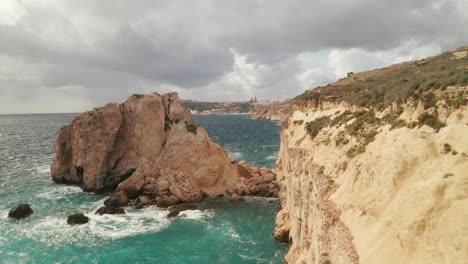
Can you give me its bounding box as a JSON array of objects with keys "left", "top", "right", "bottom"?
[
  {"left": 51, "top": 92, "right": 278, "bottom": 206},
  {"left": 67, "top": 214, "right": 89, "bottom": 225},
  {"left": 8, "top": 204, "right": 33, "bottom": 219}
]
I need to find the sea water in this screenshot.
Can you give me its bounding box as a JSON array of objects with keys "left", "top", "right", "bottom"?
[{"left": 0, "top": 114, "right": 288, "bottom": 263}]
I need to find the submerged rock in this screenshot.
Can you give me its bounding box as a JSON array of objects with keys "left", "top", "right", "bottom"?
[
  {"left": 166, "top": 203, "right": 198, "bottom": 218},
  {"left": 229, "top": 193, "right": 244, "bottom": 203},
  {"left": 8, "top": 204, "right": 33, "bottom": 219},
  {"left": 95, "top": 207, "right": 125, "bottom": 215},
  {"left": 51, "top": 92, "right": 279, "bottom": 207},
  {"left": 67, "top": 214, "right": 90, "bottom": 225}
]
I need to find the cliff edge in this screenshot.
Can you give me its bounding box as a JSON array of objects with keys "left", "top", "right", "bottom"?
[
  {"left": 274, "top": 47, "right": 468, "bottom": 263},
  {"left": 51, "top": 92, "right": 277, "bottom": 206}
]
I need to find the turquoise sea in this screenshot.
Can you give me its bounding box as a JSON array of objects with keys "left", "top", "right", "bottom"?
[{"left": 0, "top": 114, "right": 287, "bottom": 263}]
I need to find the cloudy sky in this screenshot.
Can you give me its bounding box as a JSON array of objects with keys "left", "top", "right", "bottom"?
[{"left": 0, "top": 0, "right": 467, "bottom": 113}]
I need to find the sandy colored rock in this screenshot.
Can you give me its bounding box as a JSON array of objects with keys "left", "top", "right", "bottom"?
[
  {"left": 51, "top": 92, "right": 279, "bottom": 207},
  {"left": 273, "top": 208, "right": 290, "bottom": 243},
  {"left": 156, "top": 179, "right": 169, "bottom": 191},
  {"left": 229, "top": 193, "right": 244, "bottom": 202},
  {"left": 274, "top": 100, "right": 468, "bottom": 264},
  {"left": 104, "top": 191, "right": 129, "bottom": 208}
]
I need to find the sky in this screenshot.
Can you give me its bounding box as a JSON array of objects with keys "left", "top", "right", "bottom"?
[{"left": 0, "top": 0, "right": 467, "bottom": 114}]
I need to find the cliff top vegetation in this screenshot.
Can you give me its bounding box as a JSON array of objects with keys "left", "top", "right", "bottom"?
[{"left": 295, "top": 46, "right": 468, "bottom": 109}]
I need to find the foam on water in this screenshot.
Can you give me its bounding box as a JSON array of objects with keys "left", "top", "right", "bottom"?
[
  {"left": 36, "top": 186, "right": 82, "bottom": 200},
  {"left": 33, "top": 164, "right": 50, "bottom": 174},
  {"left": 265, "top": 154, "right": 278, "bottom": 161},
  {"left": 0, "top": 114, "right": 288, "bottom": 263},
  {"left": 178, "top": 209, "right": 215, "bottom": 220}
]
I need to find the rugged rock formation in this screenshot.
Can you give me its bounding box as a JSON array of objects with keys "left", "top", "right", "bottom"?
[
  {"left": 166, "top": 203, "right": 198, "bottom": 218},
  {"left": 67, "top": 214, "right": 90, "bottom": 225},
  {"left": 8, "top": 204, "right": 33, "bottom": 219},
  {"left": 95, "top": 206, "right": 125, "bottom": 215},
  {"left": 51, "top": 93, "right": 278, "bottom": 206},
  {"left": 251, "top": 99, "right": 292, "bottom": 121},
  {"left": 274, "top": 48, "right": 468, "bottom": 264}
]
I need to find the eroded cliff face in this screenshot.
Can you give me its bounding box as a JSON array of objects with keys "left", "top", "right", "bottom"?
[
  {"left": 274, "top": 87, "right": 468, "bottom": 263},
  {"left": 51, "top": 93, "right": 277, "bottom": 206},
  {"left": 251, "top": 100, "right": 292, "bottom": 121}
]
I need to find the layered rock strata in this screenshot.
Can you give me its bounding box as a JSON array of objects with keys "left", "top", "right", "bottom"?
[
  {"left": 274, "top": 87, "right": 468, "bottom": 263},
  {"left": 51, "top": 93, "right": 278, "bottom": 206}
]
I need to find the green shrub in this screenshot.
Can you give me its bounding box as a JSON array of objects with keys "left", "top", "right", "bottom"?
[
  {"left": 185, "top": 121, "right": 198, "bottom": 134},
  {"left": 346, "top": 145, "right": 366, "bottom": 157},
  {"left": 406, "top": 121, "right": 418, "bottom": 129},
  {"left": 443, "top": 143, "right": 452, "bottom": 154},
  {"left": 345, "top": 110, "right": 379, "bottom": 135},
  {"left": 421, "top": 92, "right": 437, "bottom": 109},
  {"left": 335, "top": 131, "right": 349, "bottom": 146},
  {"left": 417, "top": 113, "right": 445, "bottom": 132},
  {"left": 390, "top": 119, "right": 407, "bottom": 130},
  {"left": 330, "top": 110, "right": 354, "bottom": 127},
  {"left": 305, "top": 116, "right": 331, "bottom": 140}
]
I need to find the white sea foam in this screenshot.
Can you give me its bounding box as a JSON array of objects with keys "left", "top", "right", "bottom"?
[
  {"left": 36, "top": 186, "right": 82, "bottom": 199},
  {"left": 225, "top": 226, "right": 243, "bottom": 243},
  {"left": 22, "top": 200, "right": 217, "bottom": 246},
  {"left": 265, "top": 154, "right": 277, "bottom": 161},
  {"left": 34, "top": 165, "right": 50, "bottom": 174},
  {"left": 27, "top": 206, "right": 171, "bottom": 245},
  {"left": 178, "top": 209, "right": 214, "bottom": 220},
  {"left": 87, "top": 208, "right": 170, "bottom": 239},
  {"left": 229, "top": 151, "right": 243, "bottom": 160}
]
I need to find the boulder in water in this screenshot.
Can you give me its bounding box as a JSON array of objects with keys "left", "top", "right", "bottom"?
[
  {"left": 167, "top": 203, "right": 198, "bottom": 218},
  {"left": 67, "top": 213, "right": 90, "bottom": 225},
  {"left": 8, "top": 204, "right": 33, "bottom": 219},
  {"left": 95, "top": 207, "right": 125, "bottom": 215},
  {"left": 104, "top": 191, "right": 129, "bottom": 208},
  {"left": 229, "top": 193, "right": 244, "bottom": 203}
]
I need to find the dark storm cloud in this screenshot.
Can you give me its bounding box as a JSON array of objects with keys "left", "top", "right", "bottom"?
[{"left": 0, "top": 0, "right": 467, "bottom": 113}]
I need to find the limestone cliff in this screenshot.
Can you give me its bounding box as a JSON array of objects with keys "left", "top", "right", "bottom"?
[
  {"left": 274, "top": 48, "right": 468, "bottom": 263},
  {"left": 251, "top": 100, "right": 292, "bottom": 121},
  {"left": 51, "top": 93, "right": 277, "bottom": 206}
]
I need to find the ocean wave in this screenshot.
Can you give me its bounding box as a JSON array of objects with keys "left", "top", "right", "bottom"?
[
  {"left": 177, "top": 209, "right": 215, "bottom": 220},
  {"left": 36, "top": 186, "right": 82, "bottom": 200},
  {"left": 13, "top": 199, "right": 217, "bottom": 247},
  {"left": 265, "top": 154, "right": 277, "bottom": 161},
  {"left": 87, "top": 208, "right": 170, "bottom": 240},
  {"left": 229, "top": 151, "right": 243, "bottom": 160},
  {"left": 34, "top": 165, "right": 51, "bottom": 174},
  {"left": 26, "top": 207, "right": 171, "bottom": 246}
]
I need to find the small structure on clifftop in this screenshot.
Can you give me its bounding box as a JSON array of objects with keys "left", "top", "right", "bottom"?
[{"left": 249, "top": 96, "right": 258, "bottom": 103}]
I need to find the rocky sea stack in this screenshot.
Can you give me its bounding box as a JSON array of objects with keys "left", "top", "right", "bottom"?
[{"left": 51, "top": 92, "right": 278, "bottom": 207}]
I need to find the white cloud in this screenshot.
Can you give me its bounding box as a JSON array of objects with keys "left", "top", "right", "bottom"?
[
  {"left": 0, "top": 86, "right": 93, "bottom": 114},
  {"left": 0, "top": 0, "right": 467, "bottom": 113},
  {"left": 327, "top": 41, "right": 442, "bottom": 79},
  {"left": 0, "top": 0, "right": 25, "bottom": 25},
  {"left": 296, "top": 69, "right": 335, "bottom": 90}
]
